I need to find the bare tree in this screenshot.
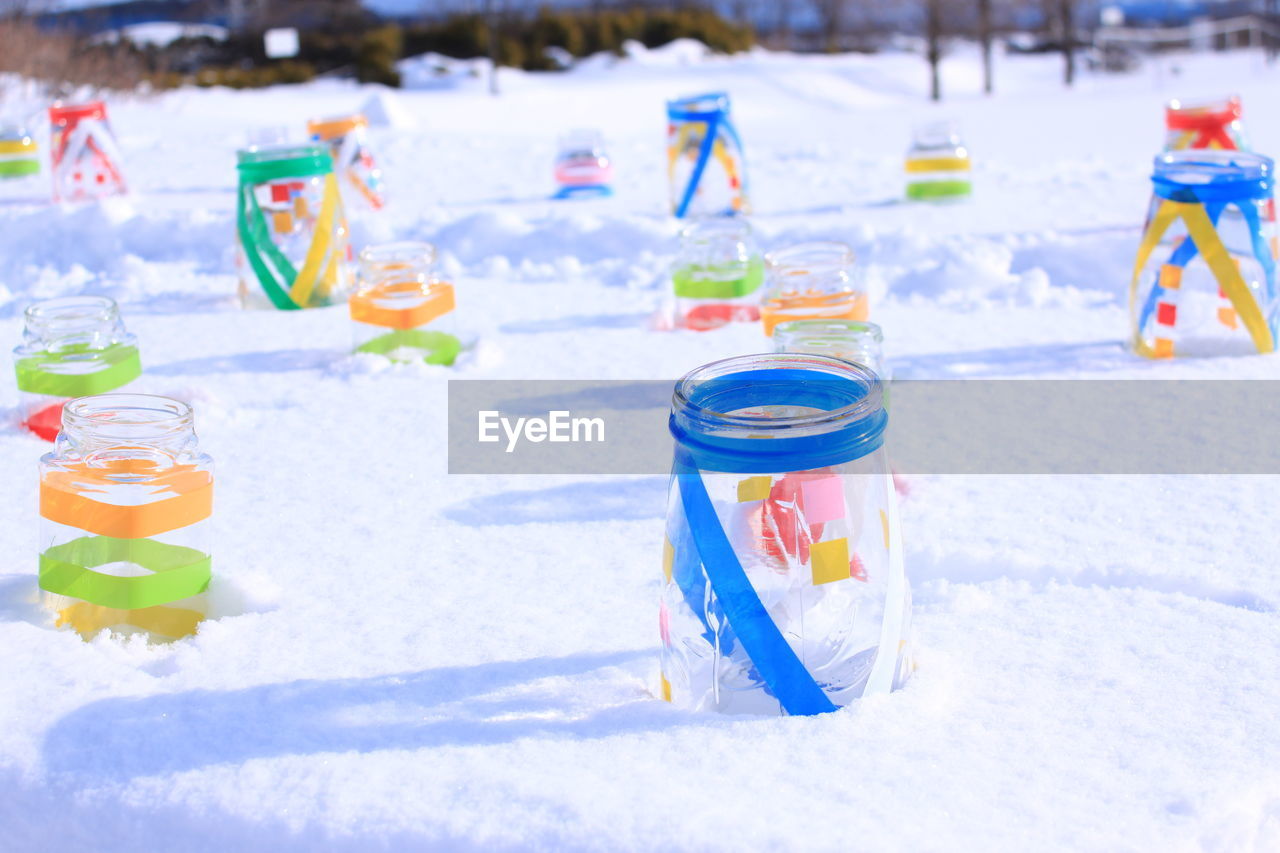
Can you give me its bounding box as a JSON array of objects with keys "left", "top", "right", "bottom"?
[
  {"left": 977, "top": 0, "right": 992, "bottom": 94},
  {"left": 926, "top": 0, "right": 942, "bottom": 101},
  {"left": 1058, "top": 0, "right": 1075, "bottom": 86},
  {"left": 813, "top": 0, "right": 845, "bottom": 52}
]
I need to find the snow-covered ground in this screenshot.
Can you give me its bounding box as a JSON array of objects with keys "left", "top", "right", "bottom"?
[{"left": 1, "top": 43, "right": 1279, "bottom": 851}]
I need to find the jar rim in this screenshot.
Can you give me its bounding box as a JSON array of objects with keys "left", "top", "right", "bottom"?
[
  {"left": 236, "top": 143, "right": 329, "bottom": 164},
  {"left": 1166, "top": 94, "right": 1240, "bottom": 115},
  {"left": 679, "top": 217, "right": 754, "bottom": 240},
  {"left": 667, "top": 91, "right": 730, "bottom": 115},
  {"left": 24, "top": 295, "right": 118, "bottom": 323},
  {"left": 63, "top": 393, "right": 193, "bottom": 440},
  {"left": 1152, "top": 149, "right": 1272, "bottom": 200},
  {"left": 359, "top": 240, "right": 438, "bottom": 265},
  {"left": 671, "top": 354, "right": 886, "bottom": 471},
  {"left": 764, "top": 241, "right": 855, "bottom": 269},
  {"left": 673, "top": 353, "right": 881, "bottom": 432}
]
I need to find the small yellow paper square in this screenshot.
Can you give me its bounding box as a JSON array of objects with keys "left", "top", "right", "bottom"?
[
  {"left": 737, "top": 476, "right": 771, "bottom": 503},
  {"left": 662, "top": 537, "right": 674, "bottom": 583},
  {"left": 880, "top": 509, "right": 891, "bottom": 550},
  {"left": 272, "top": 211, "right": 293, "bottom": 234},
  {"left": 293, "top": 196, "right": 310, "bottom": 219},
  {"left": 811, "top": 537, "right": 850, "bottom": 586},
  {"left": 661, "top": 674, "right": 672, "bottom": 702}
]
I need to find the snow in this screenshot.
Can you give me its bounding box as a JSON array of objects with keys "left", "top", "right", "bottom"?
[
  {"left": 2, "top": 43, "right": 1280, "bottom": 850},
  {"left": 91, "top": 23, "right": 230, "bottom": 48}
]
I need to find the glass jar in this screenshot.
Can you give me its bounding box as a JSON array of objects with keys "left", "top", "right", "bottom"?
[
  {"left": 236, "top": 143, "right": 352, "bottom": 310},
  {"left": 350, "top": 241, "right": 462, "bottom": 365},
  {"left": 661, "top": 353, "right": 912, "bottom": 714},
  {"left": 12, "top": 296, "right": 141, "bottom": 442},
  {"left": 308, "top": 114, "right": 386, "bottom": 212},
  {"left": 671, "top": 218, "right": 763, "bottom": 331},
  {"left": 904, "top": 121, "right": 971, "bottom": 201},
  {"left": 49, "top": 101, "right": 127, "bottom": 202},
  {"left": 38, "top": 394, "right": 213, "bottom": 642},
  {"left": 667, "top": 92, "right": 748, "bottom": 219},
  {"left": 773, "top": 319, "right": 888, "bottom": 380},
  {"left": 1130, "top": 150, "right": 1277, "bottom": 358},
  {"left": 553, "top": 128, "right": 614, "bottom": 200},
  {"left": 1165, "top": 95, "right": 1247, "bottom": 152},
  {"left": 0, "top": 124, "right": 39, "bottom": 180},
  {"left": 760, "top": 242, "right": 867, "bottom": 336}
]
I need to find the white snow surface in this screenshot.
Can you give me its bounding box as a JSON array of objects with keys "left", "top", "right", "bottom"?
[{"left": 1, "top": 45, "right": 1280, "bottom": 851}]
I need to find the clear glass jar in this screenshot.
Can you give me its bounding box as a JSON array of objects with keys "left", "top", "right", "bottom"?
[
  {"left": 773, "top": 319, "right": 888, "bottom": 380},
  {"left": 671, "top": 218, "right": 763, "bottom": 331},
  {"left": 661, "top": 353, "right": 912, "bottom": 714},
  {"left": 1165, "top": 95, "right": 1247, "bottom": 152},
  {"left": 1130, "top": 150, "right": 1278, "bottom": 358},
  {"left": 12, "top": 296, "right": 141, "bottom": 442},
  {"left": 553, "top": 128, "right": 614, "bottom": 200},
  {"left": 667, "top": 92, "right": 748, "bottom": 219},
  {"left": 760, "top": 241, "right": 867, "bottom": 336},
  {"left": 905, "top": 120, "right": 971, "bottom": 201},
  {"left": 308, "top": 114, "right": 386, "bottom": 212},
  {"left": 39, "top": 394, "right": 213, "bottom": 642},
  {"left": 235, "top": 143, "right": 352, "bottom": 310},
  {"left": 48, "top": 101, "right": 127, "bottom": 202},
  {"left": 350, "top": 241, "right": 462, "bottom": 365},
  {"left": 0, "top": 123, "right": 39, "bottom": 180}
]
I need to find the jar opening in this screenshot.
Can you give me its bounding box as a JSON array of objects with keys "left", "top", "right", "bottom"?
[
  {"left": 765, "top": 241, "right": 856, "bottom": 272},
  {"left": 1167, "top": 95, "right": 1240, "bottom": 116},
  {"left": 679, "top": 217, "right": 754, "bottom": 241},
  {"left": 668, "top": 92, "right": 729, "bottom": 115},
  {"left": 25, "top": 295, "right": 117, "bottom": 327},
  {"left": 359, "top": 241, "right": 436, "bottom": 269},
  {"left": 236, "top": 143, "right": 329, "bottom": 165},
  {"left": 912, "top": 121, "right": 961, "bottom": 148},
  {"left": 671, "top": 354, "right": 886, "bottom": 472},
  {"left": 62, "top": 394, "right": 193, "bottom": 443},
  {"left": 673, "top": 353, "right": 881, "bottom": 434}
]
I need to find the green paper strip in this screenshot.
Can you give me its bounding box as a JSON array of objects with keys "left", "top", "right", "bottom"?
[
  {"left": 236, "top": 152, "right": 333, "bottom": 184},
  {"left": 0, "top": 159, "right": 39, "bottom": 178},
  {"left": 906, "top": 180, "right": 972, "bottom": 201},
  {"left": 40, "top": 535, "right": 211, "bottom": 610},
  {"left": 672, "top": 258, "right": 764, "bottom": 300},
  {"left": 355, "top": 329, "right": 462, "bottom": 366},
  {"left": 15, "top": 343, "right": 141, "bottom": 397},
  {"left": 237, "top": 182, "right": 303, "bottom": 311}
]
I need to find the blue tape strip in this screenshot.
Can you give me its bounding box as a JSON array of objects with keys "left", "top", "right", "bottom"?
[
  {"left": 552, "top": 184, "right": 613, "bottom": 201},
  {"left": 674, "top": 112, "right": 720, "bottom": 219},
  {"left": 673, "top": 448, "right": 837, "bottom": 716},
  {"left": 1154, "top": 177, "right": 1272, "bottom": 204},
  {"left": 1237, "top": 200, "right": 1277, "bottom": 302}
]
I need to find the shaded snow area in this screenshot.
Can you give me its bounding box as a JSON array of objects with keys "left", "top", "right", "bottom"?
[{"left": 1, "top": 45, "right": 1279, "bottom": 851}]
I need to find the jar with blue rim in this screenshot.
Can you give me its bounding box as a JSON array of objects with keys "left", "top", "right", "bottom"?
[
  {"left": 658, "top": 353, "right": 912, "bottom": 715},
  {"left": 1130, "top": 150, "right": 1278, "bottom": 359}
]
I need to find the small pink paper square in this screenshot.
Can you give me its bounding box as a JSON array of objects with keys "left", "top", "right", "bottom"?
[{"left": 801, "top": 476, "right": 845, "bottom": 525}]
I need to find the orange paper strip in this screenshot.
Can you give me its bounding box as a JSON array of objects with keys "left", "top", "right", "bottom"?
[
  {"left": 41, "top": 460, "right": 213, "bottom": 539},
  {"left": 350, "top": 282, "right": 455, "bottom": 330}
]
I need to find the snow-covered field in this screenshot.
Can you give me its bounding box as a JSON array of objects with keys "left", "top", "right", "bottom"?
[{"left": 1, "top": 43, "right": 1279, "bottom": 851}]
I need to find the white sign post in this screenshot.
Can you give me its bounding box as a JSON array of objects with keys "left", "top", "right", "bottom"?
[{"left": 264, "top": 28, "right": 300, "bottom": 60}]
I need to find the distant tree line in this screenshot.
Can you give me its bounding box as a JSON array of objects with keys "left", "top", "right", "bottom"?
[{"left": 4, "top": 0, "right": 1088, "bottom": 96}]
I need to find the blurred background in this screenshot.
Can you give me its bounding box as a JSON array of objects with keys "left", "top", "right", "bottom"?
[{"left": 2, "top": 0, "right": 1279, "bottom": 99}]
